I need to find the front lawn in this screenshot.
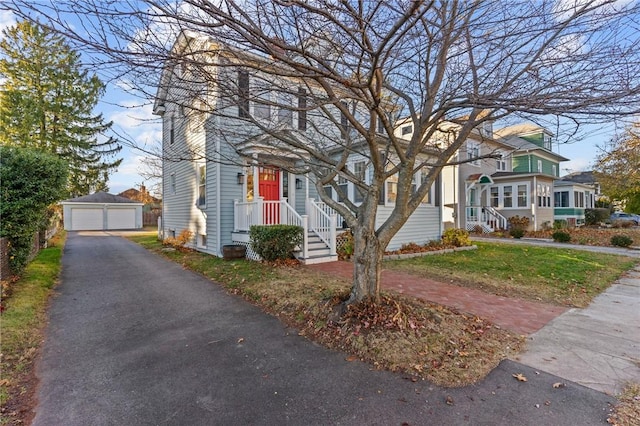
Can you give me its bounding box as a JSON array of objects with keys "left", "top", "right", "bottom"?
[
  {"left": 128, "top": 233, "right": 524, "bottom": 387},
  {"left": 386, "top": 241, "right": 637, "bottom": 307}
]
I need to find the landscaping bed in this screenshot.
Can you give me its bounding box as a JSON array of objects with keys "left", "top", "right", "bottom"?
[{"left": 486, "top": 227, "right": 640, "bottom": 247}]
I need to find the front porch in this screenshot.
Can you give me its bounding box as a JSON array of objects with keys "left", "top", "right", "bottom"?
[{"left": 232, "top": 198, "right": 344, "bottom": 264}]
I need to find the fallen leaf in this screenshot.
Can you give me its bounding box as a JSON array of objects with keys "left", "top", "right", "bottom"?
[
  {"left": 512, "top": 373, "right": 528, "bottom": 382},
  {"left": 552, "top": 382, "right": 565, "bottom": 388},
  {"left": 445, "top": 395, "right": 454, "bottom": 405},
  {"left": 345, "top": 355, "right": 358, "bottom": 362},
  {"left": 237, "top": 337, "right": 244, "bottom": 343}
]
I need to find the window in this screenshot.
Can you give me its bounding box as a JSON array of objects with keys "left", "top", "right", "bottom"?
[
  {"left": 169, "top": 115, "right": 175, "bottom": 145},
  {"left": 537, "top": 159, "right": 543, "bottom": 173},
  {"left": 574, "top": 191, "right": 585, "bottom": 208},
  {"left": 376, "top": 114, "right": 385, "bottom": 134},
  {"left": 354, "top": 161, "right": 366, "bottom": 203},
  {"left": 386, "top": 174, "right": 398, "bottom": 204},
  {"left": 170, "top": 173, "right": 176, "bottom": 194},
  {"left": 238, "top": 70, "right": 250, "bottom": 118},
  {"left": 537, "top": 184, "right": 551, "bottom": 207},
  {"left": 517, "top": 184, "right": 528, "bottom": 207},
  {"left": 544, "top": 135, "right": 552, "bottom": 150},
  {"left": 504, "top": 185, "right": 513, "bottom": 207},
  {"left": 277, "top": 93, "right": 293, "bottom": 126},
  {"left": 420, "top": 170, "right": 432, "bottom": 204},
  {"left": 297, "top": 87, "right": 307, "bottom": 131},
  {"left": 340, "top": 101, "right": 350, "bottom": 139},
  {"left": 337, "top": 174, "right": 348, "bottom": 202},
  {"left": 490, "top": 187, "right": 499, "bottom": 207},
  {"left": 496, "top": 152, "right": 507, "bottom": 171},
  {"left": 555, "top": 191, "right": 569, "bottom": 207},
  {"left": 254, "top": 84, "right": 271, "bottom": 120},
  {"left": 467, "top": 142, "right": 480, "bottom": 166},
  {"left": 552, "top": 164, "right": 557, "bottom": 177},
  {"left": 401, "top": 125, "right": 412, "bottom": 136},
  {"left": 197, "top": 163, "right": 206, "bottom": 206}
]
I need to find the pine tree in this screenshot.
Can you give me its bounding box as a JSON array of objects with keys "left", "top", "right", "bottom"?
[{"left": 0, "top": 21, "right": 122, "bottom": 197}]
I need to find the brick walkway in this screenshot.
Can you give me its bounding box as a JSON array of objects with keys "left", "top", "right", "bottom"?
[{"left": 307, "top": 261, "right": 568, "bottom": 335}]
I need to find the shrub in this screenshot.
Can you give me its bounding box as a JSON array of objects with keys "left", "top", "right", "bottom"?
[
  {"left": 441, "top": 228, "right": 471, "bottom": 247},
  {"left": 508, "top": 215, "right": 530, "bottom": 230},
  {"left": 611, "top": 235, "right": 633, "bottom": 248},
  {"left": 0, "top": 146, "right": 68, "bottom": 273},
  {"left": 509, "top": 228, "right": 525, "bottom": 239},
  {"left": 553, "top": 220, "right": 568, "bottom": 230},
  {"left": 585, "top": 208, "right": 610, "bottom": 226},
  {"left": 163, "top": 230, "right": 193, "bottom": 250},
  {"left": 250, "top": 224, "right": 303, "bottom": 261},
  {"left": 551, "top": 231, "right": 571, "bottom": 243}
]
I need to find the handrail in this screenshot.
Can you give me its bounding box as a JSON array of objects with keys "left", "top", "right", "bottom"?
[{"left": 308, "top": 199, "right": 337, "bottom": 255}]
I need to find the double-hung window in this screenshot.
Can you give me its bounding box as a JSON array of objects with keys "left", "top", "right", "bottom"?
[
  {"left": 238, "top": 70, "right": 250, "bottom": 118},
  {"left": 297, "top": 87, "right": 307, "bottom": 131},
  {"left": 490, "top": 187, "right": 499, "bottom": 207},
  {"left": 517, "top": 184, "right": 528, "bottom": 207},
  {"left": 503, "top": 185, "right": 513, "bottom": 207},
  {"left": 197, "top": 163, "right": 206, "bottom": 207},
  {"left": 467, "top": 142, "right": 480, "bottom": 166},
  {"left": 353, "top": 161, "right": 366, "bottom": 203}
]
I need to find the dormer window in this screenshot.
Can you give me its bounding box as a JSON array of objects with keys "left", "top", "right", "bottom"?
[{"left": 544, "top": 134, "right": 552, "bottom": 150}]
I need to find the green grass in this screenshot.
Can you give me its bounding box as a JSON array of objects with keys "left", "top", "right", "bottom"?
[
  {"left": 386, "top": 241, "right": 637, "bottom": 307},
  {"left": 0, "top": 232, "right": 66, "bottom": 414}
]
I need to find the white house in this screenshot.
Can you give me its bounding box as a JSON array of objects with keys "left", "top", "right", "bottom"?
[{"left": 154, "top": 32, "right": 443, "bottom": 263}]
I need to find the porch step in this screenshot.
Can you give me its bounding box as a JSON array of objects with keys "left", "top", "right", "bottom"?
[{"left": 299, "top": 254, "right": 338, "bottom": 265}]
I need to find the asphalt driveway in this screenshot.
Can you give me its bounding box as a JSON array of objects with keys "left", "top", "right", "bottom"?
[{"left": 33, "top": 231, "right": 615, "bottom": 425}]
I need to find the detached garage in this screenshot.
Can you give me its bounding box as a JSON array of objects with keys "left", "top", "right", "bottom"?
[{"left": 61, "top": 192, "right": 144, "bottom": 231}]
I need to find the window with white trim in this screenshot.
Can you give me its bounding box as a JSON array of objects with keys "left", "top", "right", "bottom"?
[
  {"left": 496, "top": 152, "right": 507, "bottom": 171},
  {"left": 574, "top": 191, "right": 585, "bottom": 208},
  {"left": 401, "top": 125, "right": 412, "bottom": 136},
  {"left": 353, "top": 160, "right": 366, "bottom": 203},
  {"left": 277, "top": 93, "right": 293, "bottom": 126},
  {"left": 537, "top": 159, "right": 543, "bottom": 173},
  {"left": 555, "top": 191, "right": 569, "bottom": 207},
  {"left": 552, "top": 164, "right": 557, "bottom": 177},
  {"left": 537, "top": 184, "right": 551, "bottom": 207},
  {"left": 197, "top": 163, "right": 206, "bottom": 207},
  {"left": 517, "top": 184, "right": 528, "bottom": 207},
  {"left": 490, "top": 186, "right": 499, "bottom": 207},
  {"left": 503, "top": 185, "right": 513, "bottom": 207},
  {"left": 467, "top": 142, "right": 480, "bottom": 166},
  {"left": 238, "top": 70, "right": 250, "bottom": 118},
  {"left": 169, "top": 115, "right": 175, "bottom": 145},
  {"left": 254, "top": 84, "right": 271, "bottom": 120},
  {"left": 297, "top": 87, "right": 307, "bottom": 131}
]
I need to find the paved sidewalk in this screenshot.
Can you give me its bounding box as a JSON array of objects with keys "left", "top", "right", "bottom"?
[
  {"left": 307, "top": 261, "right": 567, "bottom": 335},
  {"left": 518, "top": 264, "right": 640, "bottom": 395}
]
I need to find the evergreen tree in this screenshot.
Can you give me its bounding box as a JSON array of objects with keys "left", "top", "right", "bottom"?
[{"left": 0, "top": 21, "right": 121, "bottom": 197}]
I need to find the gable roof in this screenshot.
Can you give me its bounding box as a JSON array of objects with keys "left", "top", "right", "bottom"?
[
  {"left": 61, "top": 192, "right": 143, "bottom": 204},
  {"left": 561, "top": 170, "right": 597, "bottom": 184},
  {"left": 118, "top": 188, "right": 162, "bottom": 204}
]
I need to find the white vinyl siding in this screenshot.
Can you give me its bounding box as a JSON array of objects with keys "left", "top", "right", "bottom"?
[{"left": 378, "top": 205, "right": 441, "bottom": 251}]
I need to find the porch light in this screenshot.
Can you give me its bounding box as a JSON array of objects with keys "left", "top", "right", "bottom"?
[
  {"left": 295, "top": 178, "right": 303, "bottom": 190},
  {"left": 237, "top": 172, "right": 245, "bottom": 185}
]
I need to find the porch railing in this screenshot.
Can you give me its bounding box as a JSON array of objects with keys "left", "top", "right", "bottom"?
[
  {"left": 234, "top": 198, "right": 303, "bottom": 231},
  {"left": 308, "top": 199, "right": 337, "bottom": 255},
  {"left": 313, "top": 200, "right": 347, "bottom": 229},
  {"left": 465, "top": 205, "right": 508, "bottom": 232}
]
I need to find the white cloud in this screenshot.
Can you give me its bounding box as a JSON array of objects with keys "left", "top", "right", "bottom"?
[
  {"left": 0, "top": 10, "right": 16, "bottom": 34},
  {"left": 562, "top": 157, "right": 593, "bottom": 175}
]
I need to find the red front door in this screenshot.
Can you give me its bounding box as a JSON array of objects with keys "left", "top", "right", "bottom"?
[{"left": 259, "top": 166, "right": 280, "bottom": 224}]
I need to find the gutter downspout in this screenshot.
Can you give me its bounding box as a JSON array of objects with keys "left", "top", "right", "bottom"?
[
  {"left": 532, "top": 175, "right": 537, "bottom": 231},
  {"left": 215, "top": 120, "right": 222, "bottom": 256}
]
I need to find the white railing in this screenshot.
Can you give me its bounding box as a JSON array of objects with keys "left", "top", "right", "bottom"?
[
  {"left": 313, "top": 200, "right": 347, "bottom": 229},
  {"left": 465, "top": 205, "right": 508, "bottom": 232},
  {"left": 308, "top": 199, "right": 337, "bottom": 255},
  {"left": 483, "top": 206, "right": 508, "bottom": 230},
  {"left": 234, "top": 198, "right": 312, "bottom": 259},
  {"left": 234, "top": 198, "right": 303, "bottom": 231}
]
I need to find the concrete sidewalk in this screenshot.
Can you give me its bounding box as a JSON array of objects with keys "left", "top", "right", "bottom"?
[{"left": 517, "top": 264, "right": 640, "bottom": 395}]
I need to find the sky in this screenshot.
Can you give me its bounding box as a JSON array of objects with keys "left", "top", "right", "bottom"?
[{"left": 0, "top": 7, "right": 625, "bottom": 197}]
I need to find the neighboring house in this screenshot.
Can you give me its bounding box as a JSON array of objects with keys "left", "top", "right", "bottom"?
[
  {"left": 61, "top": 192, "right": 143, "bottom": 231},
  {"left": 552, "top": 178, "right": 596, "bottom": 226},
  {"left": 413, "top": 122, "right": 570, "bottom": 232},
  {"left": 118, "top": 185, "right": 162, "bottom": 212},
  {"left": 154, "top": 32, "right": 442, "bottom": 263}
]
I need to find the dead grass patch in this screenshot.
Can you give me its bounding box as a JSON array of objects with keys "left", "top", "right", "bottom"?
[{"left": 608, "top": 382, "right": 640, "bottom": 426}]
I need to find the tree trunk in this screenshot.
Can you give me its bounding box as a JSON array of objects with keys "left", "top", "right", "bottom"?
[{"left": 347, "top": 225, "right": 384, "bottom": 304}]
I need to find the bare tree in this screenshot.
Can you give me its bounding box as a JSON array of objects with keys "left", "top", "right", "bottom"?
[{"left": 8, "top": 0, "right": 640, "bottom": 303}]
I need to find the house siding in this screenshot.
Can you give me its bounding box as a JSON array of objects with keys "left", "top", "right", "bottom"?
[
  {"left": 512, "top": 154, "right": 557, "bottom": 176},
  {"left": 377, "top": 205, "right": 441, "bottom": 251}
]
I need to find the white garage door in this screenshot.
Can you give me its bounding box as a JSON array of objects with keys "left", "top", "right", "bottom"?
[
  {"left": 71, "top": 208, "right": 104, "bottom": 230},
  {"left": 107, "top": 208, "right": 136, "bottom": 230}
]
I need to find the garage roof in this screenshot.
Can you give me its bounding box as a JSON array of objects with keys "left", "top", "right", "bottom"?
[{"left": 62, "top": 191, "right": 143, "bottom": 204}]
